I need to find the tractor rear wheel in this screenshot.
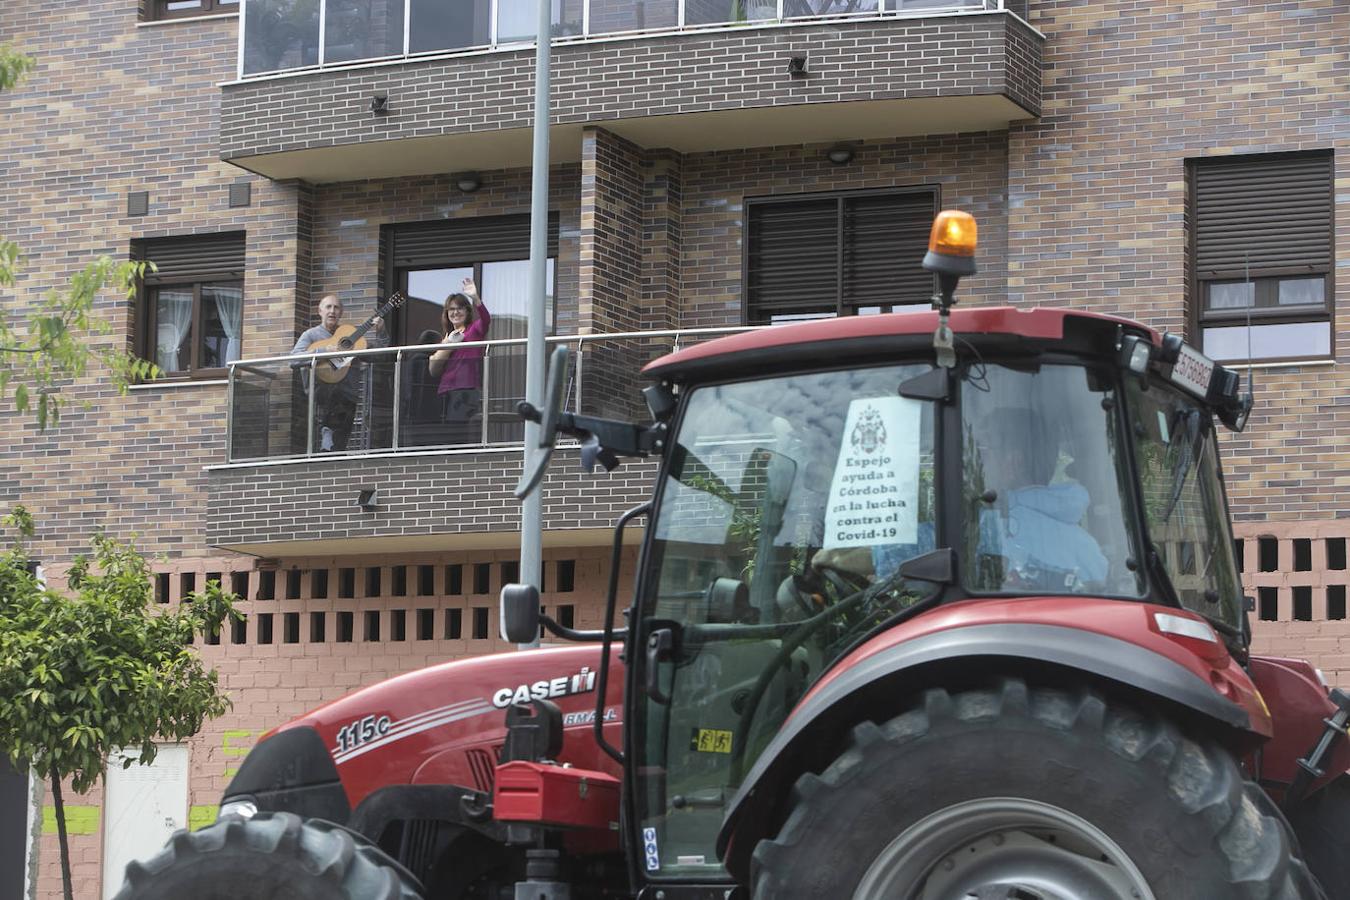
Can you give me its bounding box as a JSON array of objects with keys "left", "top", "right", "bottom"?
[
  {"left": 112, "top": 812, "right": 423, "bottom": 900},
  {"left": 750, "top": 678, "right": 1320, "bottom": 900},
  {"left": 1288, "top": 775, "right": 1350, "bottom": 897}
]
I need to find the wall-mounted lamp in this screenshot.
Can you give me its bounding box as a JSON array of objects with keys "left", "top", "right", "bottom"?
[
  {"left": 826, "top": 144, "right": 855, "bottom": 165},
  {"left": 455, "top": 172, "right": 483, "bottom": 193},
  {"left": 370, "top": 93, "right": 390, "bottom": 116},
  {"left": 355, "top": 488, "right": 378, "bottom": 511},
  {"left": 786, "top": 56, "right": 808, "bottom": 78}
]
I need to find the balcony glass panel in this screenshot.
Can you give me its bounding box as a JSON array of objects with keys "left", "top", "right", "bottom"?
[
  {"left": 228, "top": 361, "right": 303, "bottom": 460},
  {"left": 225, "top": 327, "right": 754, "bottom": 462},
  {"left": 588, "top": 0, "right": 678, "bottom": 35},
  {"left": 892, "top": 0, "right": 989, "bottom": 8},
  {"left": 325, "top": 0, "right": 406, "bottom": 63},
  {"left": 685, "top": 0, "right": 777, "bottom": 27},
  {"left": 408, "top": 0, "right": 491, "bottom": 54},
  {"left": 243, "top": 0, "right": 320, "bottom": 75},
  {"left": 496, "top": 0, "right": 585, "bottom": 42},
  {"left": 782, "top": 0, "right": 879, "bottom": 17}
]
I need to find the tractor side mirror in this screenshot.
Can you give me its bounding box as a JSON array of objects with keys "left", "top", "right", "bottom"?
[
  {"left": 500, "top": 583, "right": 541, "bottom": 644},
  {"left": 514, "top": 346, "right": 572, "bottom": 500}
]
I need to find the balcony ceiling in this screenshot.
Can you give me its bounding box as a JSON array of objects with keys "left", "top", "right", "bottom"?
[{"left": 231, "top": 94, "right": 1030, "bottom": 183}]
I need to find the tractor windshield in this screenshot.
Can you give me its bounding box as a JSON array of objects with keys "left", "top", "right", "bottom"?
[
  {"left": 1123, "top": 378, "right": 1244, "bottom": 631},
  {"left": 635, "top": 363, "right": 938, "bottom": 879}
]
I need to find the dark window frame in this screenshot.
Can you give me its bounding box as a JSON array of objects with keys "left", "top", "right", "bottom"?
[
  {"left": 149, "top": 0, "right": 240, "bottom": 21},
  {"left": 133, "top": 234, "right": 246, "bottom": 380},
  {"left": 741, "top": 186, "right": 939, "bottom": 326},
  {"left": 1188, "top": 151, "right": 1335, "bottom": 365}
]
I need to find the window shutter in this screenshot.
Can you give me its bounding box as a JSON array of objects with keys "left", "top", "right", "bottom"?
[
  {"left": 841, "top": 192, "right": 936, "bottom": 310},
  {"left": 136, "top": 232, "right": 245, "bottom": 282},
  {"left": 391, "top": 214, "right": 559, "bottom": 268},
  {"left": 746, "top": 198, "right": 839, "bottom": 322},
  {"left": 1194, "top": 153, "right": 1332, "bottom": 278}
]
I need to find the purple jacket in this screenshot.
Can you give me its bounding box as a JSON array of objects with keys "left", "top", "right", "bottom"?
[{"left": 437, "top": 302, "right": 491, "bottom": 394}]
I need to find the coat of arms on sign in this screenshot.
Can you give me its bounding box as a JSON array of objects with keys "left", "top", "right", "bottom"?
[{"left": 850, "top": 405, "right": 887, "bottom": 455}]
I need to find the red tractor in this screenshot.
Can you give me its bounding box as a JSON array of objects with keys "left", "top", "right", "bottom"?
[{"left": 119, "top": 212, "right": 1350, "bottom": 900}]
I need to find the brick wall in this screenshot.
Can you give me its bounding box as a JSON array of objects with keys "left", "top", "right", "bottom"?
[
  {"left": 579, "top": 127, "right": 650, "bottom": 421},
  {"left": 675, "top": 130, "right": 1011, "bottom": 327},
  {"left": 0, "top": 3, "right": 288, "bottom": 563},
  {"left": 580, "top": 127, "right": 646, "bottom": 335},
  {"left": 641, "top": 151, "right": 683, "bottom": 333},
  {"left": 220, "top": 13, "right": 1041, "bottom": 161},
  {"left": 1007, "top": 0, "right": 1349, "bottom": 522},
  {"left": 1241, "top": 522, "right": 1350, "bottom": 687},
  {"left": 207, "top": 449, "right": 657, "bottom": 547}
]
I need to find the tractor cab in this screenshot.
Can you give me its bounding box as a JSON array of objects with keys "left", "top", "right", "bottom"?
[{"left": 621, "top": 304, "right": 1253, "bottom": 884}]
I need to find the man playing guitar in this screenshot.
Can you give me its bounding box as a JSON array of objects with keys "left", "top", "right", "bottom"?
[{"left": 291, "top": 293, "right": 388, "bottom": 452}]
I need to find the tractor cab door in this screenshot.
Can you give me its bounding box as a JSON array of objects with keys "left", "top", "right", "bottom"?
[{"left": 629, "top": 363, "right": 942, "bottom": 882}]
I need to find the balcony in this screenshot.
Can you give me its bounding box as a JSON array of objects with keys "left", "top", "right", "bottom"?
[
  {"left": 221, "top": 0, "right": 1041, "bottom": 181},
  {"left": 207, "top": 328, "right": 747, "bottom": 555}
]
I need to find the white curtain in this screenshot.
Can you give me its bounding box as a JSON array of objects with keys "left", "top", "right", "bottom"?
[
  {"left": 481, "top": 258, "right": 554, "bottom": 339},
  {"left": 155, "top": 289, "right": 193, "bottom": 372},
  {"left": 209, "top": 285, "right": 244, "bottom": 364}
]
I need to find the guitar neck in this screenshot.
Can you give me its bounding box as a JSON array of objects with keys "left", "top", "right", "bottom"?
[{"left": 345, "top": 292, "right": 403, "bottom": 344}]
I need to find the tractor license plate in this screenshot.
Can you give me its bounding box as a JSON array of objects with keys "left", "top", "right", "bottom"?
[{"left": 1170, "top": 344, "right": 1215, "bottom": 400}]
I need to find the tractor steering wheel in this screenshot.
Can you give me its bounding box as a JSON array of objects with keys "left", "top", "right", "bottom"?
[
  {"left": 728, "top": 574, "right": 883, "bottom": 785},
  {"left": 814, "top": 562, "right": 872, "bottom": 598}
]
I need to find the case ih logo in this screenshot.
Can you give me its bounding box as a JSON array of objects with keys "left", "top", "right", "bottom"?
[{"left": 492, "top": 666, "right": 597, "bottom": 708}]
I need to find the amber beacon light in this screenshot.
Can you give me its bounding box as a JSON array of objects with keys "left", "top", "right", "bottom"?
[{"left": 923, "top": 210, "right": 978, "bottom": 278}]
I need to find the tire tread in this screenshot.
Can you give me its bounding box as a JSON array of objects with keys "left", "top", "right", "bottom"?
[
  {"left": 111, "top": 812, "right": 423, "bottom": 900},
  {"left": 750, "top": 677, "right": 1319, "bottom": 900}
]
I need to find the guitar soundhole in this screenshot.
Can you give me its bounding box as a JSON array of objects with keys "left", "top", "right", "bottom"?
[{"left": 339, "top": 338, "right": 354, "bottom": 350}]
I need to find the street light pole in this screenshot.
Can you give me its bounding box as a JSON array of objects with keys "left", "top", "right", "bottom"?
[{"left": 518, "top": 0, "right": 551, "bottom": 650}]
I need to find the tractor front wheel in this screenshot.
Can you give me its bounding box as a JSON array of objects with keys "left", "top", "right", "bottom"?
[
  {"left": 112, "top": 812, "right": 423, "bottom": 900},
  {"left": 750, "top": 678, "right": 1320, "bottom": 900}
]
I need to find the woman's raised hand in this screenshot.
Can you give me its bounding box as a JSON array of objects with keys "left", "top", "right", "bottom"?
[{"left": 461, "top": 277, "right": 478, "bottom": 300}]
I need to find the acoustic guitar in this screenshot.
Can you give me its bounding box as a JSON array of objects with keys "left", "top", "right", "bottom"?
[{"left": 307, "top": 291, "right": 407, "bottom": 384}]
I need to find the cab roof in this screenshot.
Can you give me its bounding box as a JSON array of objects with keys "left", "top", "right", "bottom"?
[{"left": 644, "top": 306, "right": 1159, "bottom": 384}]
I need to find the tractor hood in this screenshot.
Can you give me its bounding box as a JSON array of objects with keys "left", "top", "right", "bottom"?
[{"left": 224, "top": 644, "right": 623, "bottom": 816}]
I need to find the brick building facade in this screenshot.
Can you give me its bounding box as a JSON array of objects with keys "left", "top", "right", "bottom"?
[{"left": 0, "top": 0, "right": 1346, "bottom": 896}]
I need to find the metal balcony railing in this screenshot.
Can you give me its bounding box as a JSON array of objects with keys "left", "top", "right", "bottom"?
[
  {"left": 238, "top": 0, "right": 1003, "bottom": 78},
  {"left": 223, "top": 327, "right": 756, "bottom": 463}
]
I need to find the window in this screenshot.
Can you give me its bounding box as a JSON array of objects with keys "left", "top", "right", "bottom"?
[
  {"left": 150, "top": 0, "right": 239, "bottom": 21},
  {"left": 387, "top": 214, "right": 560, "bottom": 346},
  {"left": 1190, "top": 152, "right": 1334, "bottom": 363},
  {"left": 744, "top": 189, "right": 937, "bottom": 324},
  {"left": 386, "top": 214, "right": 559, "bottom": 446},
  {"left": 133, "top": 233, "right": 245, "bottom": 377}
]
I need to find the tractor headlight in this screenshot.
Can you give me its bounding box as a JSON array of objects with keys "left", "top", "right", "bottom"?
[{"left": 1119, "top": 334, "right": 1152, "bottom": 374}]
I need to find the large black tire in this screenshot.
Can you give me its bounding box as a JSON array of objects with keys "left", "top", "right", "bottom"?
[
  {"left": 750, "top": 678, "right": 1321, "bottom": 900},
  {"left": 1289, "top": 775, "right": 1350, "bottom": 897},
  {"left": 112, "top": 812, "right": 423, "bottom": 900}
]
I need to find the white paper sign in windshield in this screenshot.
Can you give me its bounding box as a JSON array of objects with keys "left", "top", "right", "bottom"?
[{"left": 823, "top": 396, "right": 921, "bottom": 548}]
